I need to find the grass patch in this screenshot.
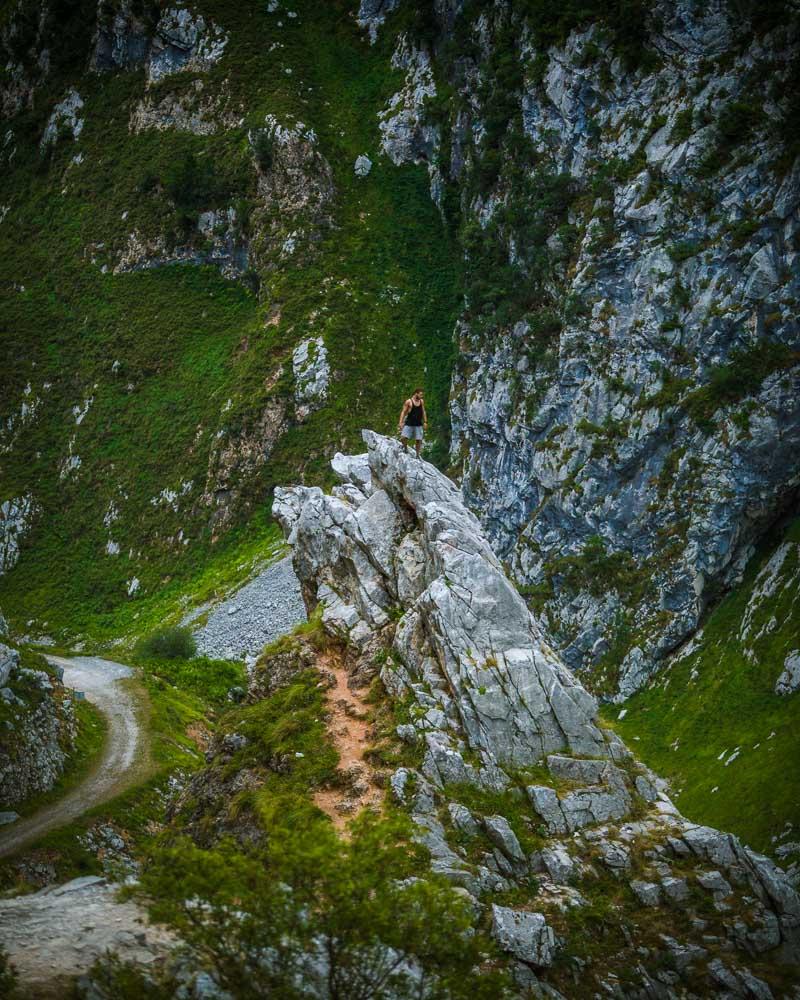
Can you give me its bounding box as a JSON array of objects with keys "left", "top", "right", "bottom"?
[{"left": 605, "top": 517, "right": 800, "bottom": 854}]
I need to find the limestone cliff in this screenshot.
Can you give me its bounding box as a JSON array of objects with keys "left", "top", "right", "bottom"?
[{"left": 374, "top": 1, "right": 800, "bottom": 696}]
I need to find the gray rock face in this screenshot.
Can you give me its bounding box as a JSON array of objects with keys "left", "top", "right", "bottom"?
[
  {"left": 775, "top": 650, "right": 800, "bottom": 696},
  {"left": 0, "top": 649, "right": 76, "bottom": 807},
  {"left": 0, "top": 494, "right": 36, "bottom": 575},
  {"left": 292, "top": 337, "right": 330, "bottom": 421},
  {"left": 356, "top": 0, "right": 401, "bottom": 45},
  {"left": 267, "top": 433, "right": 800, "bottom": 989},
  {"left": 379, "top": 2, "right": 800, "bottom": 696},
  {"left": 91, "top": 4, "right": 228, "bottom": 82},
  {"left": 0, "top": 642, "right": 19, "bottom": 687},
  {"left": 354, "top": 154, "right": 373, "bottom": 176},
  {"left": 490, "top": 905, "right": 557, "bottom": 967},
  {"left": 276, "top": 432, "right": 610, "bottom": 767}
]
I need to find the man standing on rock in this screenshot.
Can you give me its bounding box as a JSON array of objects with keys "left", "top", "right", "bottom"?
[{"left": 398, "top": 388, "right": 427, "bottom": 457}]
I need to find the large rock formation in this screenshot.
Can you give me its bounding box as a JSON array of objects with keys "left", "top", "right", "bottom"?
[
  {"left": 376, "top": 2, "right": 800, "bottom": 697},
  {"left": 0, "top": 642, "right": 76, "bottom": 808},
  {"left": 274, "top": 432, "right": 800, "bottom": 995}
]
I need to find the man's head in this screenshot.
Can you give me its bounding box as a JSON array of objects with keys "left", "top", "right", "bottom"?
[{"left": 412, "top": 387, "right": 424, "bottom": 400}]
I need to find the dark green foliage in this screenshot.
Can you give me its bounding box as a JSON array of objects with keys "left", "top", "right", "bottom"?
[
  {"left": 118, "top": 815, "right": 509, "bottom": 999},
  {"left": 727, "top": 0, "right": 790, "bottom": 35},
  {"left": 683, "top": 341, "right": 798, "bottom": 432},
  {"left": 697, "top": 99, "right": 761, "bottom": 176},
  {"left": 773, "top": 49, "right": 800, "bottom": 173},
  {"left": 728, "top": 217, "right": 760, "bottom": 248},
  {"left": 462, "top": 171, "right": 576, "bottom": 333},
  {"left": 162, "top": 151, "right": 232, "bottom": 213},
  {"left": 250, "top": 129, "right": 274, "bottom": 172},
  {"left": 477, "top": 19, "right": 526, "bottom": 184},
  {"left": 547, "top": 534, "right": 646, "bottom": 603},
  {"left": 512, "top": 0, "right": 658, "bottom": 70},
  {"left": 136, "top": 626, "right": 197, "bottom": 660},
  {"left": 0, "top": 948, "right": 17, "bottom": 997},
  {"left": 667, "top": 239, "right": 704, "bottom": 263},
  {"left": 669, "top": 108, "right": 694, "bottom": 143}
]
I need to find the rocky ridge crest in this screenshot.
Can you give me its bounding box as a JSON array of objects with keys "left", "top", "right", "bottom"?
[{"left": 274, "top": 432, "right": 800, "bottom": 996}]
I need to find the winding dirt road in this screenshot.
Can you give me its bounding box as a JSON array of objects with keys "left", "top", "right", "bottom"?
[{"left": 0, "top": 654, "right": 146, "bottom": 859}]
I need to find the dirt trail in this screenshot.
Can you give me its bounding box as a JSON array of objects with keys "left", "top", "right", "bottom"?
[
  {"left": 0, "top": 655, "right": 148, "bottom": 859},
  {"left": 313, "top": 655, "right": 382, "bottom": 831}
]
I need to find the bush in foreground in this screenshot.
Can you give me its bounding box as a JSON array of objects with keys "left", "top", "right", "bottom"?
[
  {"left": 135, "top": 627, "right": 197, "bottom": 661},
  {"left": 97, "top": 814, "right": 510, "bottom": 999}
]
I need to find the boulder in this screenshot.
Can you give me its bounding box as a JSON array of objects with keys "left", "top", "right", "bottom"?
[
  {"left": 491, "top": 905, "right": 557, "bottom": 967},
  {"left": 0, "top": 643, "right": 19, "bottom": 687}
]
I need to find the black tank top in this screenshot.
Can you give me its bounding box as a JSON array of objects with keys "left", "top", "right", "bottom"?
[{"left": 406, "top": 400, "right": 423, "bottom": 427}]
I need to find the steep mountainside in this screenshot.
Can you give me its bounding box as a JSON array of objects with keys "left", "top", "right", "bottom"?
[
  {"left": 0, "top": 0, "right": 459, "bottom": 640},
  {"left": 263, "top": 434, "right": 800, "bottom": 995},
  {"left": 369, "top": 0, "right": 800, "bottom": 697},
  {"left": 611, "top": 513, "right": 800, "bottom": 861}
]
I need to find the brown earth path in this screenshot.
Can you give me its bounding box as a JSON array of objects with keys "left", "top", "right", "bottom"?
[{"left": 313, "top": 654, "right": 382, "bottom": 831}]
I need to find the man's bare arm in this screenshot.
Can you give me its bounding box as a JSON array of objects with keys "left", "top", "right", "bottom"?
[
  {"left": 422, "top": 401, "right": 428, "bottom": 426},
  {"left": 398, "top": 400, "right": 410, "bottom": 428}
]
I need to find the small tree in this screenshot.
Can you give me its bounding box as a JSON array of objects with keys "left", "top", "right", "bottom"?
[
  {"left": 136, "top": 626, "right": 197, "bottom": 661},
  {"left": 128, "top": 813, "right": 510, "bottom": 999}
]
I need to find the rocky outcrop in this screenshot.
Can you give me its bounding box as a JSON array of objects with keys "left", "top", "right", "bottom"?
[
  {"left": 292, "top": 336, "right": 330, "bottom": 422},
  {"left": 273, "top": 432, "right": 800, "bottom": 994},
  {"left": 0, "top": 644, "right": 76, "bottom": 807},
  {"left": 0, "top": 494, "right": 36, "bottom": 575},
  {"left": 381, "top": 4, "right": 800, "bottom": 696},
  {"left": 91, "top": 3, "right": 227, "bottom": 82}
]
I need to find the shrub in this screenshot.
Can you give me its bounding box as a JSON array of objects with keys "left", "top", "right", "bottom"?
[
  {"left": 112, "top": 815, "right": 511, "bottom": 999},
  {"left": 697, "top": 99, "right": 761, "bottom": 177},
  {"left": 683, "top": 341, "right": 798, "bottom": 433},
  {"left": 667, "top": 239, "right": 703, "bottom": 263},
  {"left": 163, "top": 152, "right": 231, "bottom": 212},
  {"left": 136, "top": 626, "right": 197, "bottom": 660},
  {"left": 250, "top": 130, "right": 274, "bottom": 172},
  {"left": 0, "top": 947, "right": 16, "bottom": 997},
  {"left": 669, "top": 108, "right": 694, "bottom": 144}
]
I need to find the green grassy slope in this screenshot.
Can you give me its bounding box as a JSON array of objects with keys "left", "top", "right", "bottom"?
[
  {"left": 0, "top": 0, "right": 459, "bottom": 642},
  {"left": 605, "top": 516, "right": 800, "bottom": 856}
]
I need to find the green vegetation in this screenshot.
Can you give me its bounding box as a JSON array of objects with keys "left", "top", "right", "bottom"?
[
  {"left": 547, "top": 534, "right": 647, "bottom": 604},
  {"left": 0, "top": 948, "right": 16, "bottom": 997},
  {"left": 135, "top": 626, "right": 197, "bottom": 661},
  {"left": 605, "top": 517, "right": 800, "bottom": 854},
  {"left": 697, "top": 98, "right": 761, "bottom": 177},
  {"left": 97, "top": 815, "right": 510, "bottom": 999},
  {"left": 444, "top": 780, "right": 546, "bottom": 854},
  {"left": 512, "top": 0, "right": 658, "bottom": 70},
  {"left": 138, "top": 653, "right": 244, "bottom": 707},
  {"left": 683, "top": 341, "right": 797, "bottom": 433},
  {"left": 0, "top": 0, "right": 461, "bottom": 642}
]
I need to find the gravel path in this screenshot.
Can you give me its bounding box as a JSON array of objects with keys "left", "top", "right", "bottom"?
[
  {"left": 190, "top": 555, "right": 307, "bottom": 660},
  {"left": 0, "top": 875, "right": 174, "bottom": 996},
  {"left": 0, "top": 655, "right": 146, "bottom": 859}
]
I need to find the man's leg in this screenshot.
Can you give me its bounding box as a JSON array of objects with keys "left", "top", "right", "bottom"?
[
  {"left": 401, "top": 436, "right": 407, "bottom": 450},
  {"left": 415, "top": 437, "right": 422, "bottom": 457}
]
